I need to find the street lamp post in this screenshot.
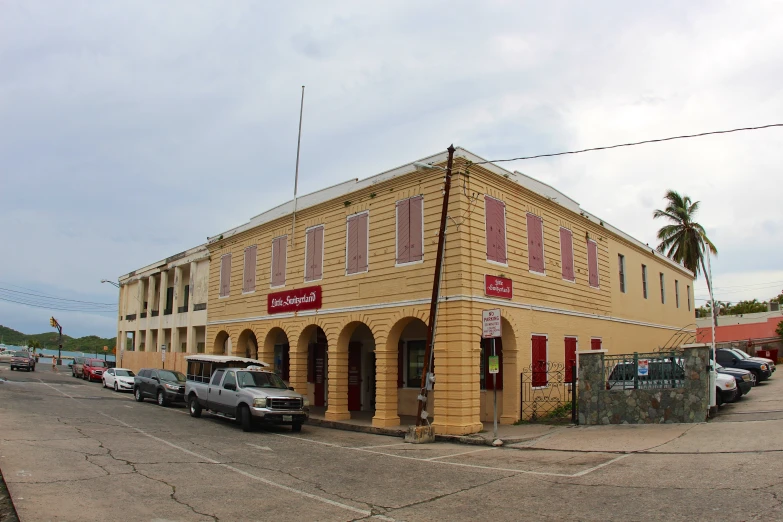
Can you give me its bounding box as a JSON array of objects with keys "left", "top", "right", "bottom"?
[
  {"left": 49, "top": 317, "right": 63, "bottom": 366},
  {"left": 102, "top": 279, "right": 123, "bottom": 365},
  {"left": 101, "top": 279, "right": 120, "bottom": 288}
]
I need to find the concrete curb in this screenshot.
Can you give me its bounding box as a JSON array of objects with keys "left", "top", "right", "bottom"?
[{"left": 305, "top": 418, "right": 536, "bottom": 446}]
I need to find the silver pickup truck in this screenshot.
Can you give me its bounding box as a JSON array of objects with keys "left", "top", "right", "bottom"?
[{"left": 184, "top": 355, "right": 309, "bottom": 432}]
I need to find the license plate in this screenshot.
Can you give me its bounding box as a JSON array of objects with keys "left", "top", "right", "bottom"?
[{"left": 283, "top": 415, "right": 292, "bottom": 422}]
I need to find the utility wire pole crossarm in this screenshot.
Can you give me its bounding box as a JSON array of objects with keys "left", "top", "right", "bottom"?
[{"left": 416, "top": 145, "right": 456, "bottom": 427}]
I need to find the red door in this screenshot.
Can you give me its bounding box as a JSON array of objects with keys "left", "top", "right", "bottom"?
[
  {"left": 314, "top": 344, "right": 327, "bottom": 407},
  {"left": 591, "top": 338, "right": 602, "bottom": 351},
  {"left": 564, "top": 337, "right": 577, "bottom": 382},
  {"left": 532, "top": 335, "right": 548, "bottom": 387},
  {"left": 348, "top": 342, "right": 362, "bottom": 411}
]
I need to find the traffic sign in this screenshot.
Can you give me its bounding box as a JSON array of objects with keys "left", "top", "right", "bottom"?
[
  {"left": 482, "top": 309, "right": 502, "bottom": 338},
  {"left": 161, "top": 344, "right": 167, "bottom": 362},
  {"left": 488, "top": 355, "right": 500, "bottom": 374}
]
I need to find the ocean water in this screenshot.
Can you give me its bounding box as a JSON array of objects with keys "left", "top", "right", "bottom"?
[{"left": 0, "top": 344, "right": 116, "bottom": 364}]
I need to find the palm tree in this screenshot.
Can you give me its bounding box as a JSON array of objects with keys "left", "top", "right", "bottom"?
[{"left": 653, "top": 190, "right": 718, "bottom": 306}]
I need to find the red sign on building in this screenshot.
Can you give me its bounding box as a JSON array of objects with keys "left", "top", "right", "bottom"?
[
  {"left": 268, "top": 286, "right": 322, "bottom": 314},
  {"left": 485, "top": 275, "right": 513, "bottom": 299}
]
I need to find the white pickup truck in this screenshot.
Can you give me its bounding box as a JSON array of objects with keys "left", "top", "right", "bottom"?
[{"left": 184, "top": 355, "right": 309, "bottom": 432}]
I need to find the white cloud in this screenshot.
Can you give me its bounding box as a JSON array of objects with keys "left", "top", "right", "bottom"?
[{"left": 1, "top": 0, "right": 782, "bottom": 336}]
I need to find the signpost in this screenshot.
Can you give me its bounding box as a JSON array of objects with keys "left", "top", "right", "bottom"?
[
  {"left": 103, "top": 345, "right": 108, "bottom": 362},
  {"left": 482, "top": 309, "right": 502, "bottom": 442},
  {"left": 161, "top": 344, "right": 167, "bottom": 368}
]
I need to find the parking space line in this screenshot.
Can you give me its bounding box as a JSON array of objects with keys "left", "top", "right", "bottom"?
[
  {"left": 38, "top": 380, "right": 386, "bottom": 519},
  {"left": 354, "top": 443, "right": 409, "bottom": 449},
  {"left": 425, "top": 447, "right": 496, "bottom": 461},
  {"left": 570, "top": 454, "right": 630, "bottom": 477}
]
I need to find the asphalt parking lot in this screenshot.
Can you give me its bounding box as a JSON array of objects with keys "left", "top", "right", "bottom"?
[{"left": 1, "top": 366, "right": 783, "bottom": 521}]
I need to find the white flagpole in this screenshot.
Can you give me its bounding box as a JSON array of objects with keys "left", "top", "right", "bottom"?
[
  {"left": 706, "top": 251, "right": 717, "bottom": 409},
  {"left": 291, "top": 86, "right": 305, "bottom": 246}
]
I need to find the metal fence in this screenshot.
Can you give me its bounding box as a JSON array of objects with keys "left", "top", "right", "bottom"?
[
  {"left": 520, "top": 362, "right": 577, "bottom": 423},
  {"left": 604, "top": 351, "right": 684, "bottom": 391}
]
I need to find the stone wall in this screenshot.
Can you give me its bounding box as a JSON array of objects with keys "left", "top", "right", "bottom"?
[{"left": 578, "top": 345, "right": 710, "bottom": 425}]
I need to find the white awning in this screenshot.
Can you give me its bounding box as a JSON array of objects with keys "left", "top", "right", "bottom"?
[{"left": 184, "top": 355, "right": 270, "bottom": 367}]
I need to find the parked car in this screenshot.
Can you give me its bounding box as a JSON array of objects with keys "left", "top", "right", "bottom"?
[
  {"left": 102, "top": 367, "right": 136, "bottom": 392},
  {"left": 10, "top": 351, "right": 35, "bottom": 372},
  {"left": 185, "top": 355, "right": 309, "bottom": 432},
  {"left": 134, "top": 369, "right": 187, "bottom": 406},
  {"left": 715, "top": 349, "right": 772, "bottom": 384},
  {"left": 72, "top": 357, "right": 87, "bottom": 378},
  {"left": 715, "top": 363, "right": 754, "bottom": 397},
  {"left": 715, "top": 372, "right": 738, "bottom": 406},
  {"left": 734, "top": 349, "right": 776, "bottom": 373},
  {"left": 82, "top": 359, "right": 108, "bottom": 382}
]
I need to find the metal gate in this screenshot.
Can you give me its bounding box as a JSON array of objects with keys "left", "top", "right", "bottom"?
[{"left": 520, "top": 362, "right": 577, "bottom": 424}]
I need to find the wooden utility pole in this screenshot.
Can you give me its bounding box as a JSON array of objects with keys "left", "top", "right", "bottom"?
[{"left": 416, "top": 145, "right": 455, "bottom": 426}]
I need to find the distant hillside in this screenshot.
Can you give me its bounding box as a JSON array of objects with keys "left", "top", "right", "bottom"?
[{"left": 0, "top": 324, "right": 119, "bottom": 355}]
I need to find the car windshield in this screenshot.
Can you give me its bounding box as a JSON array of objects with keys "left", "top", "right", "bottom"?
[
  {"left": 158, "top": 370, "right": 186, "bottom": 383},
  {"left": 236, "top": 371, "right": 288, "bottom": 389},
  {"left": 12, "top": 351, "right": 29, "bottom": 357},
  {"left": 88, "top": 360, "right": 107, "bottom": 367},
  {"left": 115, "top": 370, "right": 135, "bottom": 377},
  {"left": 730, "top": 349, "right": 749, "bottom": 360}
]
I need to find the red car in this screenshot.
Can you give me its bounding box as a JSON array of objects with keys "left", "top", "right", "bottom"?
[{"left": 82, "top": 359, "right": 108, "bottom": 382}]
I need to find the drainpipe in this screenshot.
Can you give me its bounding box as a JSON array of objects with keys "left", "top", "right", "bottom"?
[{"left": 416, "top": 145, "right": 456, "bottom": 426}]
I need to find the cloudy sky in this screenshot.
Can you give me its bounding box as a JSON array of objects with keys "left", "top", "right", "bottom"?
[{"left": 1, "top": 1, "right": 782, "bottom": 339}]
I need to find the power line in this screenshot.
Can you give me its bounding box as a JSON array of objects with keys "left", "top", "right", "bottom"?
[
  {"left": 472, "top": 123, "right": 783, "bottom": 164},
  {"left": 0, "top": 295, "right": 118, "bottom": 314},
  {"left": 0, "top": 287, "right": 116, "bottom": 306}
]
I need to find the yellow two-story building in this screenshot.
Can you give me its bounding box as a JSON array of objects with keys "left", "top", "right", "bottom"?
[{"left": 188, "top": 147, "right": 695, "bottom": 435}]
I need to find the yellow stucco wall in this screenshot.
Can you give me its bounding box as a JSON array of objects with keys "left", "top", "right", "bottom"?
[{"left": 192, "top": 156, "right": 696, "bottom": 435}]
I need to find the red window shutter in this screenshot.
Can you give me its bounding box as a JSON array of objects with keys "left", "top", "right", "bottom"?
[
  {"left": 305, "top": 228, "right": 316, "bottom": 281},
  {"left": 346, "top": 216, "right": 358, "bottom": 274},
  {"left": 307, "top": 343, "right": 315, "bottom": 382},
  {"left": 560, "top": 228, "right": 574, "bottom": 281},
  {"left": 591, "top": 338, "right": 602, "bottom": 351},
  {"left": 396, "top": 199, "right": 410, "bottom": 264},
  {"left": 564, "top": 337, "right": 577, "bottom": 381},
  {"left": 587, "top": 240, "right": 599, "bottom": 288},
  {"left": 397, "top": 340, "right": 404, "bottom": 388},
  {"left": 243, "top": 246, "right": 256, "bottom": 292},
  {"left": 220, "top": 254, "right": 231, "bottom": 297},
  {"left": 485, "top": 197, "right": 506, "bottom": 263},
  {"left": 272, "top": 237, "right": 287, "bottom": 287},
  {"left": 531, "top": 335, "right": 548, "bottom": 387},
  {"left": 409, "top": 196, "right": 423, "bottom": 262},
  {"left": 313, "top": 226, "right": 324, "bottom": 280},
  {"left": 528, "top": 213, "right": 545, "bottom": 273},
  {"left": 357, "top": 213, "right": 368, "bottom": 272}
]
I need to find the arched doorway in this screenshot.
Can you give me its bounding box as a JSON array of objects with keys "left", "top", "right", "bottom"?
[
  {"left": 262, "top": 327, "right": 290, "bottom": 381},
  {"left": 213, "top": 330, "right": 230, "bottom": 355},
  {"left": 298, "top": 325, "right": 328, "bottom": 408},
  {"left": 387, "top": 317, "right": 429, "bottom": 422},
  {"left": 337, "top": 322, "right": 376, "bottom": 414},
  {"left": 479, "top": 316, "right": 516, "bottom": 422},
  {"left": 237, "top": 329, "right": 258, "bottom": 359}
]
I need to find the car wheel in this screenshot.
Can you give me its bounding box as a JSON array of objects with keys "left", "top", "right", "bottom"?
[
  {"left": 134, "top": 388, "right": 144, "bottom": 402},
  {"left": 102, "top": 379, "right": 107, "bottom": 388},
  {"left": 31, "top": 365, "right": 35, "bottom": 372},
  {"left": 114, "top": 382, "right": 119, "bottom": 392},
  {"left": 238, "top": 405, "right": 253, "bottom": 432},
  {"left": 291, "top": 422, "right": 302, "bottom": 433},
  {"left": 716, "top": 388, "right": 724, "bottom": 406},
  {"left": 189, "top": 396, "right": 202, "bottom": 418},
  {"left": 157, "top": 390, "right": 168, "bottom": 407},
  {"left": 751, "top": 370, "right": 761, "bottom": 386}
]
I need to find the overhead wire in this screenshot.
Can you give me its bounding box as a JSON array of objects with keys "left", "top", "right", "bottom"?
[
  {"left": 470, "top": 123, "right": 783, "bottom": 164},
  {"left": 0, "top": 286, "right": 116, "bottom": 306}
]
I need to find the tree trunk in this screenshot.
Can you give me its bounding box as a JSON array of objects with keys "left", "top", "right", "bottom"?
[{"left": 699, "top": 257, "right": 718, "bottom": 327}]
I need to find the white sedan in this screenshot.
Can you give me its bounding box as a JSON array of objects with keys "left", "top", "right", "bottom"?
[{"left": 102, "top": 368, "right": 136, "bottom": 392}]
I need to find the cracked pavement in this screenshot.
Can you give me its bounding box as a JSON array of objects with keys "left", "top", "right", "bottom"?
[{"left": 1, "top": 366, "right": 783, "bottom": 521}]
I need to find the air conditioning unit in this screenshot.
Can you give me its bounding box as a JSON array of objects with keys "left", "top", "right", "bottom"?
[{"left": 770, "top": 301, "right": 780, "bottom": 312}]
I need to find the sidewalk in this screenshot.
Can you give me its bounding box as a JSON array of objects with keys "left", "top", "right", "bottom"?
[{"left": 306, "top": 376, "right": 783, "bottom": 452}]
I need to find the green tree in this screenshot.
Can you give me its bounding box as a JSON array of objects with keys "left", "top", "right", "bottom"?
[
  {"left": 26, "top": 339, "right": 41, "bottom": 354},
  {"left": 653, "top": 190, "right": 718, "bottom": 311},
  {"left": 728, "top": 299, "right": 768, "bottom": 315},
  {"left": 769, "top": 290, "right": 783, "bottom": 305},
  {"left": 777, "top": 320, "right": 783, "bottom": 340}
]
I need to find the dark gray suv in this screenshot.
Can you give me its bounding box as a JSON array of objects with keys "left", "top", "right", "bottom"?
[{"left": 134, "top": 368, "right": 187, "bottom": 406}]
